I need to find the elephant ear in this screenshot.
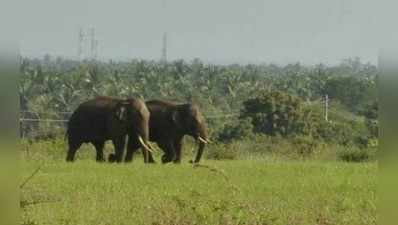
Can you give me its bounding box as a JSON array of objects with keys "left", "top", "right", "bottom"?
[{"left": 171, "top": 105, "right": 192, "bottom": 129}]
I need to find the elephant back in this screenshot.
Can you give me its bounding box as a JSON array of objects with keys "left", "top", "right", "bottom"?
[{"left": 66, "top": 97, "right": 123, "bottom": 141}]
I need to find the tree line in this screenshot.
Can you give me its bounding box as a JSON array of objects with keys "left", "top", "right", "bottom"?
[{"left": 19, "top": 56, "right": 378, "bottom": 150}]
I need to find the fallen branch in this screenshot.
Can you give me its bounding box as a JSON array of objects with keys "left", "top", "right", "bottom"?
[
  {"left": 20, "top": 199, "right": 61, "bottom": 209},
  {"left": 192, "top": 163, "right": 228, "bottom": 179},
  {"left": 192, "top": 163, "right": 241, "bottom": 194},
  {"left": 20, "top": 165, "right": 42, "bottom": 189}
]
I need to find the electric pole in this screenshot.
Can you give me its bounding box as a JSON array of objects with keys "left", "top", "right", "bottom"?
[
  {"left": 325, "top": 94, "right": 329, "bottom": 122},
  {"left": 161, "top": 32, "right": 167, "bottom": 63},
  {"left": 161, "top": 0, "right": 168, "bottom": 64},
  {"left": 77, "top": 27, "right": 98, "bottom": 61},
  {"left": 90, "top": 28, "right": 98, "bottom": 60},
  {"left": 77, "top": 28, "right": 83, "bottom": 60}
]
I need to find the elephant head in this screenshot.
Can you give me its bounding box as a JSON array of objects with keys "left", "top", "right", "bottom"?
[
  {"left": 109, "top": 98, "right": 153, "bottom": 162},
  {"left": 172, "top": 103, "right": 209, "bottom": 163}
]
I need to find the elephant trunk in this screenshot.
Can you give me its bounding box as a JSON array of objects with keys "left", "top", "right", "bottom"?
[
  {"left": 136, "top": 122, "right": 153, "bottom": 153},
  {"left": 138, "top": 136, "right": 153, "bottom": 153},
  {"left": 194, "top": 128, "right": 208, "bottom": 164}
]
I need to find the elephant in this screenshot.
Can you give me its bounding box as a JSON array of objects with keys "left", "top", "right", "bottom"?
[
  {"left": 123, "top": 100, "right": 210, "bottom": 164},
  {"left": 65, "top": 96, "right": 153, "bottom": 163}
]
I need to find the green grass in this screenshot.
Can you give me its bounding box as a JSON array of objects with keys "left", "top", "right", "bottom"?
[{"left": 21, "top": 158, "right": 376, "bottom": 225}]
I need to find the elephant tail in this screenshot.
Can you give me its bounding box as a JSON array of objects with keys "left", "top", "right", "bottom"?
[
  {"left": 64, "top": 120, "right": 71, "bottom": 142},
  {"left": 64, "top": 112, "right": 74, "bottom": 142}
]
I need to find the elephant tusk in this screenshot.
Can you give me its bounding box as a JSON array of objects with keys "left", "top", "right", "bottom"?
[
  {"left": 138, "top": 136, "right": 154, "bottom": 153},
  {"left": 147, "top": 142, "right": 157, "bottom": 152},
  {"left": 198, "top": 136, "right": 209, "bottom": 144}
]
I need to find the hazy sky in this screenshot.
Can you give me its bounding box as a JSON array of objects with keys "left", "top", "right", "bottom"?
[{"left": 14, "top": 0, "right": 391, "bottom": 65}]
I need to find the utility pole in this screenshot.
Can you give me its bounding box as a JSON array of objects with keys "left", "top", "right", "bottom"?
[
  {"left": 77, "top": 28, "right": 83, "bottom": 60},
  {"left": 161, "top": 32, "right": 167, "bottom": 63},
  {"left": 90, "top": 28, "right": 98, "bottom": 60},
  {"left": 324, "top": 94, "right": 329, "bottom": 122},
  {"left": 77, "top": 27, "right": 98, "bottom": 61},
  {"left": 161, "top": 0, "right": 168, "bottom": 64}
]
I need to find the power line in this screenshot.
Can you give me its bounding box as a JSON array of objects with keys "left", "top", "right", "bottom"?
[
  {"left": 206, "top": 113, "right": 239, "bottom": 119},
  {"left": 18, "top": 112, "right": 239, "bottom": 122},
  {"left": 20, "top": 110, "right": 240, "bottom": 117},
  {"left": 20, "top": 111, "right": 72, "bottom": 115},
  {"left": 20, "top": 119, "right": 68, "bottom": 122}
]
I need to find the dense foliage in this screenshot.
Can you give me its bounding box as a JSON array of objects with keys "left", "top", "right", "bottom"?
[
  {"left": 241, "top": 91, "right": 305, "bottom": 136},
  {"left": 19, "top": 56, "right": 378, "bottom": 159}
]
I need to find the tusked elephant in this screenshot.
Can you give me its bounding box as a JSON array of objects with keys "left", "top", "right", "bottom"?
[
  {"left": 123, "top": 100, "right": 210, "bottom": 164},
  {"left": 65, "top": 96, "right": 153, "bottom": 163}
]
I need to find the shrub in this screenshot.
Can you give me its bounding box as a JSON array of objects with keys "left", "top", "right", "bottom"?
[
  {"left": 290, "top": 135, "right": 320, "bottom": 157},
  {"left": 337, "top": 147, "right": 376, "bottom": 162},
  {"left": 241, "top": 91, "right": 304, "bottom": 136},
  {"left": 217, "top": 118, "right": 254, "bottom": 142},
  {"left": 205, "top": 143, "right": 239, "bottom": 160},
  {"left": 363, "top": 101, "right": 378, "bottom": 138},
  {"left": 207, "top": 134, "right": 328, "bottom": 161},
  {"left": 317, "top": 121, "right": 357, "bottom": 146}
]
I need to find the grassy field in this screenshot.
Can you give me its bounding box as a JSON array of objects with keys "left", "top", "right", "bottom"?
[{"left": 20, "top": 157, "right": 376, "bottom": 225}]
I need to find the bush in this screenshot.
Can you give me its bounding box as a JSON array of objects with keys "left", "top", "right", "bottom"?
[
  {"left": 337, "top": 147, "right": 376, "bottom": 162},
  {"left": 217, "top": 118, "right": 254, "bottom": 142},
  {"left": 363, "top": 101, "right": 378, "bottom": 138},
  {"left": 241, "top": 91, "right": 304, "bottom": 136},
  {"left": 207, "top": 134, "right": 329, "bottom": 161},
  {"left": 21, "top": 137, "right": 67, "bottom": 161},
  {"left": 290, "top": 135, "right": 320, "bottom": 157},
  {"left": 205, "top": 143, "right": 239, "bottom": 160}
]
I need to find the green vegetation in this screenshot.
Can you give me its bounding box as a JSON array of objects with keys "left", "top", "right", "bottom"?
[
  {"left": 20, "top": 57, "right": 377, "bottom": 141},
  {"left": 21, "top": 158, "right": 376, "bottom": 225},
  {"left": 20, "top": 57, "right": 378, "bottom": 159},
  {"left": 20, "top": 56, "right": 378, "bottom": 224},
  {"left": 20, "top": 136, "right": 376, "bottom": 224}
]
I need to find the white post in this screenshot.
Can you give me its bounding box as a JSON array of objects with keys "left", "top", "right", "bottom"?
[{"left": 325, "top": 94, "right": 329, "bottom": 122}]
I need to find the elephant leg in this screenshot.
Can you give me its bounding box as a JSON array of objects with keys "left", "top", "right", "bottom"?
[
  {"left": 173, "top": 138, "right": 183, "bottom": 164},
  {"left": 141, "top": 148, "right": 156, "bottom": 163},
  {"left": 158, "top": 141, "right": 175, "bottom": 164},
  {"left": 66, "top": 141, "right": 82, "bottom": 162},
  {"left": 148, "top": 152, "right": 156, "bottom": 163},
  {"left": 125, "top": 135, "right": 140, "bottom": 163},
  {"left": 125, "top": 134, "right": 156, "bottom": 163},
  {"left": 92, "top": 141, "right": 105, "bottom": 162},
  {"left": 111, "top": 136, "right": 126, "bottom": 163}
]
